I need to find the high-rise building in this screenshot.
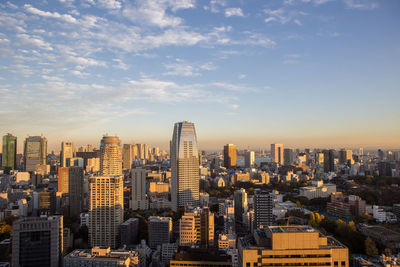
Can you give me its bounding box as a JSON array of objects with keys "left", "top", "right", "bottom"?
[
  {"left": 69, "top": 166, "right": 84, "bottom": 216},
  {"left": 131, "top": 168, "right": 147, "bottom": 210},
  {"left": 244, "top": 150, "right": 255, "bottom": 168},
  {"left": 100, "top": 135, "right": 122, "bottom": 176},
  {"left": 234, "top": 189, "right": 248, "bottom": 223},
  {"left": 148, "top": 216, "right": 172, "bottom": 249},
  {"left": 238, "top": 226, "right": 349, "bottom": 267},
  {"left": 179, "top": 207, "right": 214, "bottom": 247},
  {"left": 270, "top": 144, "right": 284, "bottom": 165},
  {"left": 89, "top": 175, "right": 124, "bottom": 248},
  {"left": 254, "top": 189, "right": 273, "bottom": 229},
  {"left": 122, "top": 144, "right": 137, "bottom": 170},
  {"left": 23, "top": 135, "right": 47, "bottom": 174},
  {"left": 61, "top": 142, "right": 73, "bottom": 167},
  {"left": 171, "top": 121, "right": 200, "bottom": 211},
  {"left": 223, "top": 144, "right": 237, "bottom": 168},
  {"left": 323, "top": 149, "right": 335, "bottom": 173},
  {"left": 283, "top": 148, "right": 294, "bottom": 165},
  {"left": 339, "top": 149, "right": 353, "bottom": 165},
  {"left": 316, "top": 152, "right": 324, "bottom": 178},
  {"left": 58, "top": 167, "right": 69, "bottom": 194},
  {"left": 120, "top": 218, "right": 139, "bottom": 247},
  {"left": 2, "top": 133, "right": 17, "bottom": 172},
  {"left": 12, "top": 216, "right": 63, "bottom": 267}
]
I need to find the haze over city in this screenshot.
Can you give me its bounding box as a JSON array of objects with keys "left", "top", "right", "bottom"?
[{"left": 1, "top": 0, "right": 399, "bottom": 151}]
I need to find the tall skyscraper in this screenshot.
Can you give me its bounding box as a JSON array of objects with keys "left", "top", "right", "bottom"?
[
  {"left": 89, "top": 175, "right": 124, "bottom": 248},
  {"left": 171, "top": 121, "right": 200, "bottom": 212},
  {"left": 60, "top": 142, "right": 73, "bottom": 167},
  {"left": 23, "top": 135, "right": 47, "bottom": 174},
  {"left": 234, "top": 188, "right": 248, "bottom": 223},
  {"left": 122, "top": 144, "right": 137, "bottom": 170},
  {"left": 68, "top": 166, "right": 84, "bottom": 216},
  {"left": 58, "top": 167, "right": 69, "bottom": 194},
  {"left": 270, "top": 144, "right": 284, "bottom": 165},
  {"left": 254, "top": 189, "right": 273, "bottom": 229},
  {"left": 179, "top": 207, "right": 214, "bottom": 247},
  {"left": 12, "top": 216, "right": 63, "bottom": 267},
  {"left": 223, "top": 144, "right": 237, "bottom": 168},
  {"left": 148, "top": 216, "right": 172, "bottom": 249},
  {"left": 339, "top": 149, "right": 353, "bottom": 165},
  {"left": 2, "top": 133, "right": 17, "bottom": 172},
  {"left": 283, "top": 148, "right": 294, "bottom": 165},
  {"left": 100, "top": 135, "right": 122, "bottom": 176},
  {"left": 131, "top": 168, "right": 147, "bottom": 210},
  {"left": 323, "top": 149, "right": 335, "bottom": 173},
  {"left": 244, "top": 150, "right": 255, "bottom": 168}
]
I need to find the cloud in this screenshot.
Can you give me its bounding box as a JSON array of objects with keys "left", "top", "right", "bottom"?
[
  {"left": 66, "top": 55, "right": 106, "bottom": 68},
  {"left": 98, "top": 0, "right": 122, "bottom": 9},
  {"left": 24, "top": 4, "right": 78, "bottom": 23},
  {"left": 343, "top": 0, "right": 378, "bottom": 9},
  {"left": 238, "top": 74, "right": 246, "bottom": 79},
  {"left": 112, "top": 59, "right": 129, "bottom": 70},
  {"left": 264, "top": 8, "right": 307, "bottom": 25},
  {"left": 17, "top": 34, "right": 53, "bottom": 51},
  {"left": 225, "top": 8, "right": 244, "bottom": 17},
  {"left": 163, "top": 61, "right": 216, "bottom": 77}
]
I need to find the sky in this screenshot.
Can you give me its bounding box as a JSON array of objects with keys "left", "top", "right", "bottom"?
[{"left": 0, "top": 0, "right": 399, "bottom": 152}]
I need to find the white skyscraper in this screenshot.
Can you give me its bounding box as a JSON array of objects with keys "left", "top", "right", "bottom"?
[
  {"left": 244, "top": 150, "right": 255, "bottom": 168},
  {"left": 100, "top": 135, "right": 122, "bottom": 176},
  {"left": 60, "top": 142, "right": 73, "bottom": 167},
  {"left": 171, "top": 121, "right": 200, "bottom": 211},
  {"left": 270, "top": 144, "right": 284, "bottom": 165},
  {"left": 131, "top": 168, "right": 148, "bottom": 210}
]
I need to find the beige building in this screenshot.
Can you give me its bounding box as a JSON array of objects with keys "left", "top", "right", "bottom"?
[
  {"left": 149, "top": 182, "right": 169, "bottom": 195},
  {"left": 299, "top": 180, "right": 336, "bottom": 199},
  {"left": 100, "top": 135, "right": 122, "bottom": 176},
  {"left": 61, "top": 141, "right": 73, "bottom": 167},
  {"left": 122, "top": 143, "right": 137, "bottom": 170},
  {"left": 271, "top": 144, "right": 284, "bottom": 165},
  {"left": 179, "top": 207, "right": 214, "bottom": 247},
  {"left": 64, "top": 247, "right": 139, "bottom": 267},
  {"left": 238, "top": 226, "right": 349, "bottom": 267},
  {"left": 224, "top": 144, "right": 237, "bottom": 168},
  {"left": 89, "top": 175, "right": 124, "bottom": 248},
  {"left": 218, "top": 233, "right": 237, "bottom": 249},
  {"left": 131, "top": 168, "right": 148, "bottom": 210}
]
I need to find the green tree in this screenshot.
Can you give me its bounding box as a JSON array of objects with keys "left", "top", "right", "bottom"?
[{"left": 365, "top": 237, "right": 378, "bottom": 257}]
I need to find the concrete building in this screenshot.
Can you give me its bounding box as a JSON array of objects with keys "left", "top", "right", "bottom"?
[
  {"left": 339, "top": 149, "right": 353, "bottom": 165},
  {"left": 148, "top": 216, "right": 172, "bottom": 249},
  {"left": 12, "top": 216, "right": 63, "bottom": 267},
  {"left": 89, "top": 175, "right": 124, "bottom": 248},
  {"left": 283, "top": 148, "right": 294, "bottom": 165},
  {"left": 271, "top": 144, "right": 284, "bottom": 165},
  {"left": 244, "top": 151, "right": 255, "bottom": 168},
  {"left": 218, "top": 233, "right": 237, "bottom": 249},
  {"left": 254, "top": 189, "right": 273, "bottom": 229},
  {"left": 238, "top": 226, "right": 349, "bottom": 267},
  {"left": 100, "top": 135, "right": 122, "bottom": 176},
  {"left": 131, "top": 168, "right": 147, "bottom": 210},
  {"left": 224, "top": 144, "right": 237, "bottom": 168},
  {"left": 323, "top": 149, "right": 335, "bottom": 173},
  {"left": 69, "top": 166, "right": 84, "bottom": 216},
  {"left": 23, "top": 135, "right": 47, "bottom": 174},
  {"left": 299, "top": 180, "right": 336, "bottom": 199},
  {"left": 358, "top": 224, "right": 400, "bottom": 251},
  {"left": 122, "top": 143, "right": 137, "bottom": 170},
  {"left": 61, "top": 142, "right": 73, "bottom": 168},
  {"left": 234, "top": 189, "right": 247, "bottom": 223},
  {"left": 64, "top": 247, "right": 139, "bottom": 267},
  {"left": 179, "top": 207, "right": 214, "bottom": 247},
  {"left": 120, "top": 218, "right": 139, "bottom": 247},
  {"left": 327, "top": 192, "right": 366, "bottom": 219},
  {"left": 2, "top": 133, "right": 17, "bottom": 172},
  {"left": 170, "top": 248, "right": 232, "bottom": 267},
  {"left": 58, "top": 167, "right": 69, "bottom": 194},
  {"left": 171, "top": 121, "right": 200, "bottom": 211}
]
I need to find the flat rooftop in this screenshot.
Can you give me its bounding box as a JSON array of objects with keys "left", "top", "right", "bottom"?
[{"left": 269, "top": 225, "right": 317, "bottom": 233}]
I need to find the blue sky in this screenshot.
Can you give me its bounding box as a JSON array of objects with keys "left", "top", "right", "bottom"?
[{"left": 0, "top": 0, "right": 399, "bottom": 151}]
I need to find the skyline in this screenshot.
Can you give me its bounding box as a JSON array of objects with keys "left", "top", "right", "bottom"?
[{"left": 1, "top": 0, "right": 399, "bottom": 150}]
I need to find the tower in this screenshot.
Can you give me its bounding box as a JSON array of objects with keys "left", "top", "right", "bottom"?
[
  {"left": 100, "top": 135, "right": 122, "bottom": 176},
  {"left": 131, "top": 168, "right": 147, "bottom": 210},
  {"left": 254, "top": 189, "right": 273, "bottom": 229},
  {"left": 2, "top": 133, "right": 17, "bottom": 172},
  {"left": 60, "top": 142, "right": 73, "bottom": 167},
  {"left": 270, "top": 144, "right": 284, "bottom": 165},
  {"left": 23, "top": 135, "right": 47, "bottom": 174},
  {"left": 171, "top": 121, "right": 200, "bottom": 211},
  {"left": 244, "top": 150, "right": 255, "bottom": 168},
  {"left": 223, "top": 144, "right": 237, "bottom": 168},
  {"left": 234, "top": 188, "right": 248, "bottom": 223}
]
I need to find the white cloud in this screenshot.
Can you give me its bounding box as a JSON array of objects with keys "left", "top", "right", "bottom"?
[
  {"left": 264, "top": 8, "right": 306, "bottom": 25},
  {"left": 98, "top": 0, "right": 122, "bottom": 9},
  {"left": 225, "top": 8, "right": 244, "bottom": 17},
  {"left": 6, "top": 2, "right": 18, "bottom": 9},
  {"left": 112, "top": 59, "right": 129, "bottom": 70},
  {"left": 163, "top": 61, "right": 216, "bottom": 76},
  {"left": 24, "top": 4, "right": 77, "bottom": 23},
  {"left": 66, "top": 55, "right": 106, "bottom": 67},
  {"left": 343, "top": 0, "right": 378, "bottom": 9},
  {"left": 238, "top": 74, "right": 246, "bottom": 79},
  {"left": 17, "top": 34, "right": 53, "bottom": 51}
]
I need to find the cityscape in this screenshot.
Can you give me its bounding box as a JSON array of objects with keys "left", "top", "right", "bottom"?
[{"left": 1, "top": 0, "right": 400, "bottom": 267}]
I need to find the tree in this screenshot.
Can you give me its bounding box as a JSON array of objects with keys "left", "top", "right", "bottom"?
[{"left": 365, "top": 237, "right": 378, "bottom": 257}]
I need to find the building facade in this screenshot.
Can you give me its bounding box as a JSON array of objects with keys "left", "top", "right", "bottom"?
[
  {"left": 148, "top": 216, "right": 172, "bottom": 249},
  {"left": 271, "top": 144, "right": 284, "bottom": 165},
  {"left": 61, "top": 141, "right": 73, "bottom": 167},
  {"left": 254, "top": 189, "right": 273, "bottom": 229},
  {"left": 224, "top": 144, "right": 237, "bottom": 168},
  {"left": 131, "top": 168, "right": 148, "bottom": 210},
  {"left": 2, "top": 133, "right": 17, "bottom": 171},
  {"left": 23, "top": 135, "right": 47, "bottom": 174},
  {"left": 100, "top": 135, "right": 122, "bottom": 176}
]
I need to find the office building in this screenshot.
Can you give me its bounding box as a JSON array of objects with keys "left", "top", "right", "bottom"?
[
  {"left": 131, "top": 168, "right": 148, "bottom": 210},
  {"left": 69, "top": 166, "right": 84, "bottom": 216},
  {"left": 120, "top": 218, "right": 139, "bottom": 247},
  {"left": 64, "top": 247, "right": 139, "bottom": 267},
  {"left": 238, "top": 226, "right": 349, "bottom": 267},
  {"left": 254, "top": 189, "right": 273, "bottom": 229},
  {"left": 270, "top": 144, "right": 284, "bottom": 165},
  {"left": 122, "top": 143, "right": 137, "bottom": 170},
  {"left": 339, "top": 149, "right": 353, "bottom": 165},
  {"left": 218, "top": 233, "right": 237, "bottom": 249},
  {"left": 12, "top": 216, "right": 63, "bottom": 267},
  {"left": 148, "top": 216, "right": 172, "bottom": 249},
  {"left": 58, "top": 167, "right": 69, "bottom": 194},
  {"left": 283, "top": 148, "right": 294, "bottom": 165},
  {"left": 327, "top": 192, "right": 366, "bottom": 219},
  {"left": 89, "top": 175, "right": 124, "bottom": 248},
  {"left": 170, "top": 247, "right": 232, "bottom": 267},
  {"left": 323, "top": 149, "right": 335, "bottom": 173},
  {"left": 2, "top": 133, "right": 17, "bottom": 172},
  {"left": 234, "top": 189, "right": 247, "bottom": 223},
  {"left": 23, "top": 135, "right": 47, "bottom": 174},
  {"left": 179, "top": 206, "right": 214, "bottom": 247},
  {"left": 39, "top": 191, "right": 56, "bottom": 215},
  {"left": 299, "top": 180, "right": 336, "bottom": 199},
  {"left": 100, "top": 135, "right": 122, "bottom": 176},
  {"left": 61, "top": 142, "right": 73, "bottom": 167},
  {"left": 378, "top": 162, "right": 393, "bottom": 177},
  {"left": 224, "top": 144, "right": 237, "bottom": 168},
  {"left": 171, "top": 121, "right": 200, "bottom": 211},
  {"left": 316, "top": 152, "right": 324, "bottom": 178},
  {"left": 244, "top": 150, "right": 255, "bottom": 168}
]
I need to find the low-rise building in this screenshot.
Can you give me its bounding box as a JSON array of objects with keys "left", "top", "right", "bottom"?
[
  {"left": 358, "top": 224, "right": 400, "bottom": 251},
  {"left": 170, "top": 247, "right": 232, "bottom": 267},
  {"left": 299, "top": 180, "right": 336, "bottom": 199}
]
